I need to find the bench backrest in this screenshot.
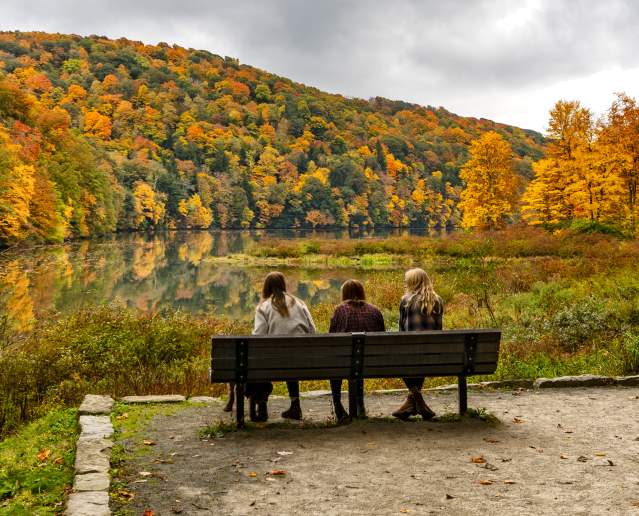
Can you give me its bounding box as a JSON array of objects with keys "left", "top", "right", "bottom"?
[{"left": 211, "top": 329, "right": 500, "bottom": 382}]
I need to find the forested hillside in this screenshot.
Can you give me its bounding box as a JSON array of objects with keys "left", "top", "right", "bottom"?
[{"left": 0, "top": 31, "right": 545, "bottom": 244}]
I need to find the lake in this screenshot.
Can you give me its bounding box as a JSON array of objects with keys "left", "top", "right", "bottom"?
[{"left": 0, "top": 229, "right": 426, "bottom": 332}]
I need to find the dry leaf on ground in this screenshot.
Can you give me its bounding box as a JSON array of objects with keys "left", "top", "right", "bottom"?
[
  {"left": 399, "top": 509, "right": 410, "bottom": 513},
  {"left": 483, "top": 438, "right": 500, "bottom": 444},
  {"left": 54, "top": 457, "right": 64, "bottom": 465},
  {"left": 513, "top": 417, "right": 524, "bottom": 424},
  {"left": 248, "top": 472, "right": 257, "bottom": 478},
  {"left": 479, "top": 480, "right": 493, "bottom": 485},
  {"left": 116, "top": 413, "right": 129, "bottom": 420},
  {"left": 143, "top": 510, "right": 154, "bottom": 516},
  {"left": 560, "top": 454, "right": 568, "bottom": 459},
  {"left": 142, "top": 440, "right": 156, "bottom": 446},
  {"left": 37, "top": 449, "right": 51, "bottom": 462},
  {"left": 117, "top": 489, "right": 135, "bottom": 500},
  {"left": 503, "top": 480, "right": 516, "bottom": 485},
  {"left": 470, "top": 456, "right": 486, "bottom": 464},
  {"left": 270, "top": 469, "right": 287, "bottom": 476}
]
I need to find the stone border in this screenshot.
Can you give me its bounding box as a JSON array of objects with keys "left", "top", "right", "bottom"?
[{"left": 66, "top": 395, "right": 115, "bottom": 516}]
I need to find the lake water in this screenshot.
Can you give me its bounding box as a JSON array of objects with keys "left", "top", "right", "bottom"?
[{"left": 0, "top": 229, "right": 424, "bottom": 332}]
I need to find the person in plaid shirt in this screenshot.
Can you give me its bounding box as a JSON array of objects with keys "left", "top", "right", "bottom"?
[{"left": 329, "top": 279, "right": 385, "bottom": 422}]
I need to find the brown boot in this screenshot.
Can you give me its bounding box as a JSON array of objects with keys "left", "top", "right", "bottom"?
[
  {"left": 281, "top": 398, "right": 302, "bottom": 420},
  {"left": 392, "top": 394, "right": 417, "bottom": 420},
  {"left": 411, "top": 389, "right": 436, "bottom": 420}
]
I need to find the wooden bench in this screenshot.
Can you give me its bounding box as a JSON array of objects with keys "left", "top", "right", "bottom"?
[{"left": 211, "top": 329, "right": 501, "bottom": 427}]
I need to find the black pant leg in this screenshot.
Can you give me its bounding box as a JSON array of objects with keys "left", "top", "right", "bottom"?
[
  {"left": 330, "top": 379, "right": 343, "bottom": 401},
  {"left": 403, "top": 377, "right": 425, "bottom": 390},
  {"left": 286, "top": 380, "right": 300, "bottom": 399}
]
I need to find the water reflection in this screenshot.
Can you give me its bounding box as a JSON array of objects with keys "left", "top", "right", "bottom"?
[{"left": 0, "top": 230, "right": 417, "bottom": 332}]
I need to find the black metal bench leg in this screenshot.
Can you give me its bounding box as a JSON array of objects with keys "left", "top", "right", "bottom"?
[
  {"left": 348, "top": 379, "right": 358, "bottom": 419},
  {"left": 236, "top": 383, "right": 245, "bottom": 428},
  {"left": 458, "top": 375, "right": 468, "bottom": 415}
]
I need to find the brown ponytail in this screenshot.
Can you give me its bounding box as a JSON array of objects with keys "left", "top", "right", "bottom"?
[{"left": 262, "top": 271, "right": 290, "bottom": 317}]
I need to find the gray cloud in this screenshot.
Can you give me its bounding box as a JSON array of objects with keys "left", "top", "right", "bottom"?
[{"left": 2, "top": 0, "right": 639, "bottom": 130}]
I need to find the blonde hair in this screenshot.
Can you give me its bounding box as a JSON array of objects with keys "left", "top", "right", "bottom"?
[{"left": 404, "top": 268, "right": 438, "bottom": 316}]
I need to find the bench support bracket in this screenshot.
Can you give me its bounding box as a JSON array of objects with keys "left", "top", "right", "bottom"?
[
  {"left": 235, "top": 339, "right": 248, "bottom": 428},
  {"left": 349, "top": 333, "right": 365, "bottom": 418},
  {"left": 458, "top": 375, "right": 467, "bottom": 415}
]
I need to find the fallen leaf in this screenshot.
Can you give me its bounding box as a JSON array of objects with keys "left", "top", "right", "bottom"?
[
  {"left": 399, "top": 509, "right": 410, "bottom": 513},
  {"left": 37, "top": 448, "right": 51, "bottom": 462},
  {"left": 479, "top": 480, "right": 493, "bottom": 485},
  {"left": 594, "top": 452, "right": 606, "bottom": 457},
  {"left": 117, "top": 489, "right": 135, "bottom": 500},
  {"left": 143, "top": 510, "right": 154, "bottom": 516},
  {"left": 500, "top": 458, "right": 512, "bottom": 462},
  {"left": 116, "top": 413, "right": 129, "bottom": 420},
  {"left": 277, "top": 451, "right": 293, "bottom": 456},
  {"left": 54, "top": 457, "right": 64, "bottom": 465},
  {"left": 270, "top": 469, "right": 287, "bottom": 476},
  {"left": 139, "top": 471, "right": 153, "bottom": 477},
  {"left": 512, "top": 417, "right": 524, "bottom": 424},
  {"left": 560, "top": 454, "right": 568, "bottom": 459},
  {"left": 632, "top": 501, "right": 639, "bottom": 507},
  {"left": 248, "top": 471, "right": 257, "bottom": 478},
  {"left": 483, "top": 437, "right": 500, "bottom": 444},
  {"left": 142, "top": 440, "right": 156, "bottom": 446},
  {"left": 577, "top": 455, "right": 589, "bottom": 462},
  {"left": 503, "top": 480, "right": 516, "bottom": 485},
  {"left": 470, "top": 455, "right": 486, "bottom": 464}
]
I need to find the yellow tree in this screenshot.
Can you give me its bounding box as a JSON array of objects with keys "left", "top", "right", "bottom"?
[
  {"left": 600, "top": 93, "right": 639, "bottom": 232},
  {"left": 178, "top": 194, "right": 213, "bottom": 229},
  {"left": 132, "top": 181, "right": 165, "bottom": 228},
  {"left": 458, "top": 131, "right": 518, "bottom": 229}
]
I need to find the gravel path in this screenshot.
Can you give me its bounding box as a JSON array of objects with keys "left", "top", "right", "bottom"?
[{"left": 112, "top": 386, "right": 639, "bottom": 515}]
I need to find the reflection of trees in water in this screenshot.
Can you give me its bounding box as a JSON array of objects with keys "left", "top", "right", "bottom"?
[{"left": 0, "top": 231, "right": 383, "bottom": 327}]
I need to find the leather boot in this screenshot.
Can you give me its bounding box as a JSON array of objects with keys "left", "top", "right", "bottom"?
[
  {"left": 333, "top": 400, "right": 351, "bottom": 424},
  {"left": 411, "top": 389, "right": 436, "bottom": 420},
  {"left": 256, "top": 401, "right": 268, "bottom": 422},
  {"left": 281, "top": 398, "right": 302, "bottom": 420},
  {"left": 392, "top": 394, "right": 417, "bottom": 420}
]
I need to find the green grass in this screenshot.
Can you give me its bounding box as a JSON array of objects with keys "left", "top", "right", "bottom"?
[{"left": 0, "top": 408, "right": 77, "bottom": 515}]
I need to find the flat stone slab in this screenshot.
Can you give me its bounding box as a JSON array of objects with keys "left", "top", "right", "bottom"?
[
  {"left": 65, "top": 490, "right": 110, "bottom": 516},
  {"left": 188, "top": 396, "right": 221, "bottom": 403},
  {"left": 73, "top": 471, "right": 110, "bottom": 492},
  {"left": 534, "top": 374, "right": 616, "bottom": 389},
  {"left": 79, "top": 395, "right": 114, "bottom": 415},
  {"left": 79, "top": 416, "right": 113, "bottom": 439},
  {"left": 74, "top": 445, "right": 110, "bottom": 475},
  {"left": 121, "top": 394, "right": 186, "bottom": 404},
  {"left": 616, "top": 375, "right": 639, "bottom": 386}
]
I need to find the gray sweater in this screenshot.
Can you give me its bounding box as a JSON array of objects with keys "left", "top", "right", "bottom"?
[{"left": 252, "top": 294, "right": 317, "bottom": 336}]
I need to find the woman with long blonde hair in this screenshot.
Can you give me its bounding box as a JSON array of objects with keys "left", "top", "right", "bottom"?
[{"left": 392, "top": 268, "right": 443, "bottom": 420}]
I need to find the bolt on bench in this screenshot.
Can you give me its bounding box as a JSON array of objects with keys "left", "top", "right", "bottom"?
[{"left": 211, "top": 329, "right": 501, "bottom": 427}]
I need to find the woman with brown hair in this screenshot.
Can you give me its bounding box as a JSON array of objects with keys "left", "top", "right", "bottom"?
[
  {"left": 251, "top": 271, "right": 316, "bottom": 421},
  {"left": 328, "top": 279, "right": 385, "bottom": 422},
  {"left": 392, "top": 268, "right": 443, "bottom": 421}
]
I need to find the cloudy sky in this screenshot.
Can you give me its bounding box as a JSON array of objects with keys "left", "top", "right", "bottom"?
[{"left": 2, "top": 0, "right": 639, "bottom": 132}]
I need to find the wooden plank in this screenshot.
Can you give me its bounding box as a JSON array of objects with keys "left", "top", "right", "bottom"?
[
  {"left": 210, "top": 370, "right": 236, "bottom": 382},
  {"left": 364, "top": 352, "right": 497, "bottom": 367},
  {"left": 247, "top": 368, "right": 351, "bottom": 381},
  {"left": 366, "top": 340, "right": 500, "bottom": 355},
  {"left": 362, "top": 363, "right": 498, "bottom": 377}
]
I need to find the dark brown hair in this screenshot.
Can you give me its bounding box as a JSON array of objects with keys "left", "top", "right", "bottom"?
[
  {"left": 262, "top": 271, "right": 290, "bottom": 317},
  {"left": 341, "top": 279, "right": 366, "bottom": 305}
]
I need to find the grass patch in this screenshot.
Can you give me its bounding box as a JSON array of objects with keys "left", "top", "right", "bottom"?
[
  {"left": 435, "top": 407, "right": 500, "bottom": 424},
  {"left": 0, "top": 408, "right": 77, "bottom": 515}
]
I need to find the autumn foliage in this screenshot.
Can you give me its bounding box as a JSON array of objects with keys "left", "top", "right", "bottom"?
[{"left": 0, "top": 31, "right": 545, "bottom": 244}]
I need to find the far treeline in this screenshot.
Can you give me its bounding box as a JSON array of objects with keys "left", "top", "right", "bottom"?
[{"left": 0, "top": 31, "right": 637, "bottom": 245}]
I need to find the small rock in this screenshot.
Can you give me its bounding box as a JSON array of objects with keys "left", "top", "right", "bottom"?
[
  {"left": 188, "top": 396, "right": 220, "bottom": 403},
  {"left": 533, "top": 375, "right": 615, "bottom": 389},
  {"left": 79, "top": 395, "right": 114, "bottom": 415},
  {"left": 73, "top": 472, "right": 110, "bottom": 492},
  {"left": 615, "top": 375, "right": 639, "bottom": 387},
  {"left": 121, "top": 394, "right": 186, "bottom": 403},
  {"left": 79, "top": 416, "right": 113, "bottom": 440},
  {"left": 66, "top": 491, "right": 110, "bottom": 516}
]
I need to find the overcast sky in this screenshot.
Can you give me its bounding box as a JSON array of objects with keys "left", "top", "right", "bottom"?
[{"left": 2, "top": 0, "right": 639, "bottom": 132}]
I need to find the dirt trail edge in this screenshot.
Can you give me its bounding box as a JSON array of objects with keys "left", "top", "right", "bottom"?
[{"left": 111, "top": 387, "right": 639, "bottom": 515}]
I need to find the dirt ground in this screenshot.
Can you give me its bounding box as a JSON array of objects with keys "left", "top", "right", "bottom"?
[{"left": 111, "top": 386, "right": 639, "bottom": 515}]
